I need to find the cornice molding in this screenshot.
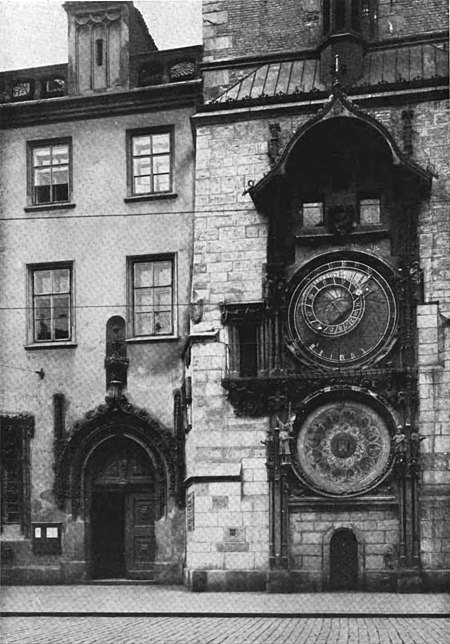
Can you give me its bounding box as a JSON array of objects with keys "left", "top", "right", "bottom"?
[
  {"left": 192, "top": 84, "right": 448, "bottom": 126},
  {"left": 0, "top": 79, "right": 203, "bottom": 129}
]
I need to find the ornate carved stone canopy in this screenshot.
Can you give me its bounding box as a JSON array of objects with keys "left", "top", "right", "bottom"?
[
  {"left": 249, "top": 87, "right": 433, "bottom": 215},
  {"left": 54, "top": 396, "right": 180, "bottom": 518}
]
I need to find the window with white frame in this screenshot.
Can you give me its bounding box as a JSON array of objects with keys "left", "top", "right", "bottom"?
[
  {"left": 130, "top": 256, "right": 175, "bottom": 337},
  {"left": 129, "top": 129, "right": 172, "bottom": 196},
  {"left": 28, "top": 139, "right": 71, "bottom": 205},
  {"left": 30, "top": 265, "right": 72, "bottom": 343}
]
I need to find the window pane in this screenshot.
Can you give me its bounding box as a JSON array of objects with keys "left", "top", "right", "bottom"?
[
  {"left": 135, "top": 312, "right": 154, "bottom": 336},
  {"left": 34, "top": 270, "right": 52, "bottom": 294},
  {"left": 153, "top": 174, "right": 170, "bottom": 192},
  {"left": 153, "top": 155, "right": 170, "bottom": 174},
  {"left": 52, "top": 184, "right": 69, "bottom": 202},
  {"left": 152, "top": 133, "right": 170, "bottom": 154},
  {"left": 154, "top": 261, "right": 172, "bottom": 286},
  {"left": 33, "top": 147, "right": 51, "bottom": 167},
  {"left": 360, "top": 199, "right": 381, "bottom": 225},
  {"left": 53, "top": 269, "right": 70, "bottom": 293},
  {"left": 134, "top": 263, "right": 153, "bottom": 287},
  {"left": 35, "top": 168, "right": 51, "bottom": 186},
  {"left": 154, "top": 311, "right": 172, "bottom": 335},
  {"left": 52, "top": 145, "right": 69, "bottom": 165},
  {"left": 34, "top": 168, "right": 51, "bottom": 203},
  {"left": 133, "top": 157, "right": 151, "bottom": 177},
  {"left": 54, "top": 295, "right": 70, "bottom": 339},
  {"left": 135, "top": 289, "right": 154, "bottom": 311},
  {"left": 52, "top": 166, "right": 68, "bottom": 185},
  {"left": 35, "top": 185, "right": 51, "bottom": 203},
  {"left": 134, "top": 176, "right": 151, "bottom": 194},
  {"left": 154, "top": 286, "right": 172, "bottom": 308},
  {"left": 303, "top": 202, "right": 324, "bottom": 227},
  {"left": 52, "top": 166, "right": 69, "bottom": 201},
  {"left": 133, "top": 136, "right": 151, "bottom": 157},
  {"left": 35, "top": 296, "right": 51, "bottom": 340}
]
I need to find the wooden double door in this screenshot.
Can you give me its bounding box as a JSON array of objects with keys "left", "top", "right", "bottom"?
[{"left": 91, "top": 488, "right": 156, "bottom": 580}]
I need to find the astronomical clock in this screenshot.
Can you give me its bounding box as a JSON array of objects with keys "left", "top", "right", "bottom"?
[
  {"left": 286, "top": 254, "right": 398, "bottom": 369},
  {"left": 221, "top": 88, "right": 430, "bottom": 583}
]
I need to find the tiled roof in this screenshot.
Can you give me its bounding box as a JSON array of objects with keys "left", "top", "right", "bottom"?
[{"left": 212, "top": 43, "right": 448, "bottom": 104}]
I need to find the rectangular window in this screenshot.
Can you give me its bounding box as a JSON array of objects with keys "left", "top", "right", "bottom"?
[
  {"left": 30, "top": 264, "right": 72, "bottom": 343},
  {"left": 238, "top": 325, "right": 258, "bottom": 377},
  {"left": 1, "top": 416, "right": 33, "bottom": 536},
  {"left": 302, "top": 202, "right": 324, "bottom": 227},
  {"left": 360, "top": 198, "right": 381, "bottom": 225},
  {"left": 129, "top": 129, "right": 172, "bottom": 196},
  {"left": 130, "top": 256, "right": 175, "bottom": 338},
  {"left": 29, "top": 139, "right": 71, "bottom": 205},
  {"left": 1, "top": 431, "right": 22, "bottom": 525}
]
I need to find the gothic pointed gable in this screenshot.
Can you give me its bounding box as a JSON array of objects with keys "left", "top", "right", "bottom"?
[{"left": 249, "top": 86, "right": 433, "bottom": 214}]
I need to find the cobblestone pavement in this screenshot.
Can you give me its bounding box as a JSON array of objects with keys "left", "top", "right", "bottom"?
[{"left": 2, "top": 616, "right": 450, "bottom": 644}]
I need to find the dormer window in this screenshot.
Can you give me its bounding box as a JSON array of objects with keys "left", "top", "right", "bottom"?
[{"left": 323, "top": 0, "right": 362, "bottom": 37}]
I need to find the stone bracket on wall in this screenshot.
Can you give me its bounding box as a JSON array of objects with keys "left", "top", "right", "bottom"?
[{"left": 222, "top": 369, "right": 417, "bottom": 418}]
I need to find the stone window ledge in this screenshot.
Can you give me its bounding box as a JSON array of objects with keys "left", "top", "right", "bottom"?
[
  {"left": 126, "top": 336, "right": 180, "bottom": 344},
  {"left": 124, "top": 193, "right": 178, "bottom": 204},
  {"left": 24, "top": 203, "right": 76, "bottom": 213},
  {"left": 25, "top": 342, "right": 77, "bottom": 351}
]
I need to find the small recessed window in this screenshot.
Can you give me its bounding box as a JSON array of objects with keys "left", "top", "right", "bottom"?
[
  {"left": 129, "top": 256, "right": 175, "bottom": 338},
  {"left": 96, "top": 39, "right": 104, "bottom": 66},
  {"left": 30, "top": 264, "right": 73, "bottom": 343},
  {"left": 129, "top": 130, "right": 172, "bottom": 196},
  {"left": 335, "top": 0, "right": 346, "bottom": 29},
  {"left": 238, "top": 324, "right": 258, "bottom": 377},
  {"left": 29, "top": 140, "right": 71, "bottom": 205},
  {"left": 323, "top": 0, "right": 362, "bottom": 36},
  {"left": 303, "top": 202, "right": 324, "bottom": 227},
  {"left": 360, "top": 198, "right": 381, "bottom": 225}
]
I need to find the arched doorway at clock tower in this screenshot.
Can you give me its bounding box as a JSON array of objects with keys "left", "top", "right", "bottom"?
[
  {"left": 329, "top": 528, "right": 358, "bottom": 590},
  {"left": 86, "top": 435, "right": 158, "bottom": 580}
]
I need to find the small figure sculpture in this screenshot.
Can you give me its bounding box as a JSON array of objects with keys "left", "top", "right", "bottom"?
[
  {"left": 392, "top": 429, "right": 407, "bottom": 464},
  {"left": 410, "top": 431, "right": 426, "bottom": 466},
  {"left": 277, "top": 413, "right": 295, "bottom": 459}
]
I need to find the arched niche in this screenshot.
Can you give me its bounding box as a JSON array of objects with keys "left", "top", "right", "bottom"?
[{"left": 322, "top": 523, "right": 365, "bottom": 590}]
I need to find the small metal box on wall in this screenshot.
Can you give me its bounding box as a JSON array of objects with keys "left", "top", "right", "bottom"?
[{"left": 32, "top": 523, "right": 62, "bottom": 555}]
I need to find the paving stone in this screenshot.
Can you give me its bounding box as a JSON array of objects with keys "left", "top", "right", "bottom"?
[{"left": 2, "top": 616, "right": 450, "bottom": 644}]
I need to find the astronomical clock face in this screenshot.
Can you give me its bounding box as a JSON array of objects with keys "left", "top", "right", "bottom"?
[
  {"left": 287, "top": 258, "right": 397, "bottom": 368},
  {"left": 295, "top": 401, "right": 392, "bottom": 496}
]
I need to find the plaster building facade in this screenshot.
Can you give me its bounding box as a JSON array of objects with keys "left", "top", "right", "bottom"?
[
  {"left": 0, "top": 1, "right": 201, "bottom": 584},
  {"left": 185, "top": 0, "right": 450, "bottom": 592}
]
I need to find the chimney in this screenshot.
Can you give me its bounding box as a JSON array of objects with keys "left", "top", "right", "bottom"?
[{"left": 63, "top": 1, "right": 156, "bottom": 95}]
